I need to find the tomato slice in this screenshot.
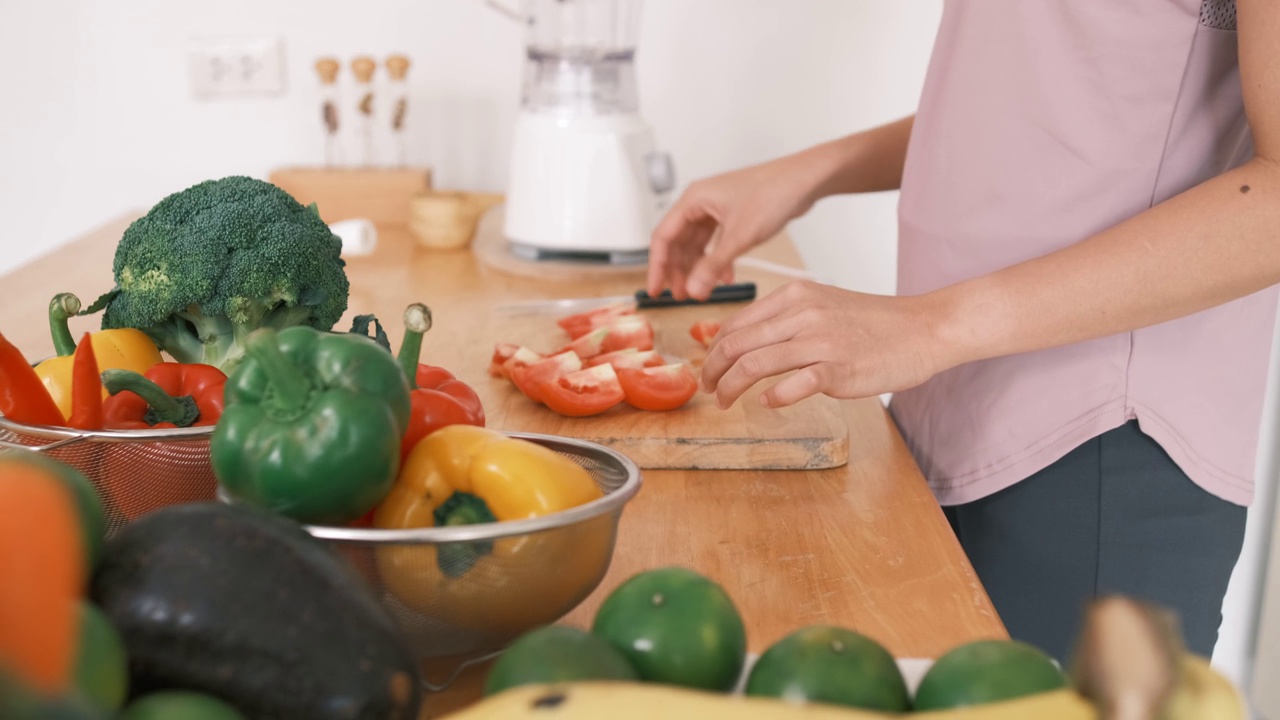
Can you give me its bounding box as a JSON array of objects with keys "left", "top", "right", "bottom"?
[
  {"left": 510, "top": 351, "right": 583, "bottom": 403},
  {"left": 500, "top": 347, "right": 545, "bottom": 381},
  {"left": 556, "top": 327, "right": 610, "bottom": 360},
  {"left": 600, "top": 317, "right": 655, "bottom": 354},
  {"left": 617, "top": 363, "right": 699, "bottom": 411},
  {"left": 489, "top": 343, "right": 521, "bottom": 377},
  {"left": 557, "top": 302, "right": 636, "bottom": 340},
  {"left": 539, "top": 364, "right": 625, "bottom": 417},
  {"left": 690, "top": 321, "right": 721, "bottom": 349},
  {"left": 585, "top": 349, "right": 666, "bottom": 371}
]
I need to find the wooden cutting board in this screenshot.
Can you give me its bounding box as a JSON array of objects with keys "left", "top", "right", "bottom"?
[{"left": 483, "top": 303, "right": 849, "bottom": 471}]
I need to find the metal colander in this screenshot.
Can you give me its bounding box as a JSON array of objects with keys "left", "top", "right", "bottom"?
[
  {"left": 293, "top": 432, "right": 643, "bottom": 675},
  {"left": 0, "top": 415, "right": 217, "bottom": 536}
]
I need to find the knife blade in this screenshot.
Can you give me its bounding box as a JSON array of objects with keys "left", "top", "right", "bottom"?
[{"left": 492, "top": 282, "right": 757, "bottom": 316}]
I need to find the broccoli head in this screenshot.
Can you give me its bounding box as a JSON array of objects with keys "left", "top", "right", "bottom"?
[{"left": 95, "top": 175, "right": 350, "bottom": 372}]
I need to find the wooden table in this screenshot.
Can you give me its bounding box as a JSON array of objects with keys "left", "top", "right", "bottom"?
[{"left": 0, "top": 212, "right": 1005, "bottom": 717}]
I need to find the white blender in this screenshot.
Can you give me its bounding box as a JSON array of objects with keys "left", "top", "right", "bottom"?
[{"left": 486, "top": 0, "right": 674, "bottom": 264}]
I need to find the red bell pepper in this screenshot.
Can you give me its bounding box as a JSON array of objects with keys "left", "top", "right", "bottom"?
[
  {"left": 100, "top": 363, "right": 227, "bottom": 429},
  {"left": 67, "top": 333, "right": 104, "bottom": 430},
  {"left": 0, "top": 332, "right": 64, "bottom": 426},
  {"left": 396, "top": 304, "right": 486, "bottom": 461}
]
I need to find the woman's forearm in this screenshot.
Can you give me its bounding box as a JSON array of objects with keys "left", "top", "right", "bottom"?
[
  {"left": 930, "top": 157, "right": 1280, "bottom": 369},
  {"left": 799, "top": 115, "right": 915, "bottom": 204}
]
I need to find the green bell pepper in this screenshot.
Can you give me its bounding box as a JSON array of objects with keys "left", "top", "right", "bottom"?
[{"left": 211, "top": 326, "right": 411, "bottom": 525}]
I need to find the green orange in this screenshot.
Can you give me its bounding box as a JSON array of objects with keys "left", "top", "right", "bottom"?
[{"left": 745, "top": 625, "right": 909, "bottom": 711}]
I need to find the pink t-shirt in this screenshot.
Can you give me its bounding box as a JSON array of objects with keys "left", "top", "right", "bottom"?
[{"left": 890, "top": 0, "right": 1272, "bottom": 507}]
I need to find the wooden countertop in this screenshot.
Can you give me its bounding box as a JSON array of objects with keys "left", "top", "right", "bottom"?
[{"left": 0, "top": 211, "right": 1005, "bottom": 715}]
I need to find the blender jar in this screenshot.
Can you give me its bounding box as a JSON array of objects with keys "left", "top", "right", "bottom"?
[{"left": 489, "top": 0, "right": 644, "bottom": 114}]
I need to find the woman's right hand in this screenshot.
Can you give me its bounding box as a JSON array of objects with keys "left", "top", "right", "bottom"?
[{"left": 647, "top": 154, "right": 821, "bottom": 300}]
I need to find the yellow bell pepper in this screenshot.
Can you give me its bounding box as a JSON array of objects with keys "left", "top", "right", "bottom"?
[
  {"left": 374, "top": 425, "right": 611, "bottom": 636},
  {"left": 33, "top": 293, "right": 163, "bottom": 420}
]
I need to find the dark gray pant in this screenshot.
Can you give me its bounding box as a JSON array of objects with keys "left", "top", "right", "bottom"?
[{"left": 944, "top": 421, "right": 1246, "bottom": 663}]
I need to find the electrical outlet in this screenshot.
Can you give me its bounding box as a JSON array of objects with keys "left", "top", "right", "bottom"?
[{"left": 187, "top": 36, "right": 285, "bottom": 98}]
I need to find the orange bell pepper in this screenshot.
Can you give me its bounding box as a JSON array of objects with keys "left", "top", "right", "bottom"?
[{"left": 0, "top": 459, "right": 85, "bottom": 695}]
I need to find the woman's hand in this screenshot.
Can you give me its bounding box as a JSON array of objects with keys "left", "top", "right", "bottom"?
[
  {"left": 701, "top": 280, "right": 951, "bottom": 409},
  {"left": 647, "top": 155, "right": 822, "bottom": 301}
]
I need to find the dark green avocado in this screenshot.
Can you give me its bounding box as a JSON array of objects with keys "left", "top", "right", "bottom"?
[{"left": 90, "top": 502, "right": 422, "bottom": 720}]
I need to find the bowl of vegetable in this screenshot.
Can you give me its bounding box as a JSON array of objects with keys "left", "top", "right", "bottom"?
[{"left": 260, "top": 428, "right": 643, "bottom": 671}]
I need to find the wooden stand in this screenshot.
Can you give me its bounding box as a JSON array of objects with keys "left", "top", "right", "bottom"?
[{"left": 268, "top": 167, "right": 432, "bottom": 227}]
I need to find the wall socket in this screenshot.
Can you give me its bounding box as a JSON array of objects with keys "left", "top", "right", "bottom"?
[{"left": 187, "top": 36, "right": 285, "bottom": 99}]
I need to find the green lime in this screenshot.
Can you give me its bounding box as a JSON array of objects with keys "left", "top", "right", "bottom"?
[
  {"left": 72, "top": 602, "right": 128, "bottom": 711},
  {"left": 484, "top": 626, "right": 639, "bottom": 696},
  {"left": 913, "top": 639, "right": 1067, "bottom": 711},
  {"left": 120, "top": 692, "right": 246, "bottom": 720},
  {"left": 745, "top": 626, "right": 909, "bottom": 711},
  {"left": 591, "top": 567, "right": 746, "bottom": 692}
]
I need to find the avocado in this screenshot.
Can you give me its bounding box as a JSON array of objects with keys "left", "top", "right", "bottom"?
[{"left": 90, "top": 502, "right": 422, "bottom": 720}]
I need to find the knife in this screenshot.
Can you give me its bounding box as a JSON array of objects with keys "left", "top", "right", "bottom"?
[{"left": 492, "top": 282, "right": 757, "bottom": 315}]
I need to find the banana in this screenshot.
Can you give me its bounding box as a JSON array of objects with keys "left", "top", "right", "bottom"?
[
  {"left": 444, "top": 656, "right": 1242, "bottom": 720},
  {"left": 444, "top": 682, "right": 1089, "bottom": 720}
]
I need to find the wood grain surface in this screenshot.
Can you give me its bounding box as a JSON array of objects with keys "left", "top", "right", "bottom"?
[{"left": 0, "top": 209, "right": 1006, "bottom": 719}]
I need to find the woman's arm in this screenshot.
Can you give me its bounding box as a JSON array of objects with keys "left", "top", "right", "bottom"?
[
  {"left": 646, "top": 115, "right": 915, "bottom": 300},
  {"left": 797, "top": 115, "right": 916, "bottom": 202},
  {"left": 700, "top": 0, "right": 1280, "bottom": 409}
]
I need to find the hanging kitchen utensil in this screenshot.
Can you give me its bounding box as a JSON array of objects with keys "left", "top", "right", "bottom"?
[
  {"left": 350, "top": 56, "right": 377, "bottom": 168},
  {"left": 314, "top": 57, "right": 342, "bottom": 168},
  {"left": 385, "top": 54, "right": 411, "bottom": 168}
]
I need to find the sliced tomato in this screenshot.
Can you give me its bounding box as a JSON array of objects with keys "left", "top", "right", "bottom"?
[
  {"left": 500, "top": 347, "right": 545, "bottom": 381},
  {"left": 585, "top": 349, "right": 666, "bottom": 371},
  {"left": 539, "top": 364, "right": 625, "bottom": 417},
  {"left": 557, "top": 302, "right": 636, "bottom": 340},
  {"left": 600, "top": 317, "right": 655, "bottom": 354},
  {"left": 556, "top": 327, "right": 610, "bottom": 360},
  {"left": 510, "top": 351, "right": 583, "bottom": 404},
  {"left": 690, "top": 320, "right": 721, "bottom": 349},
  {"left": 617, "top": 363, "right": 699, "bottom": 411},
  {"left": 489, "top": 342, "right": 521, "bottom": 377}
]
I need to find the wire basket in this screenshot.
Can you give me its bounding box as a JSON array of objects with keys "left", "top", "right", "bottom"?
[
  {"left": 273, "top": 432, "right": 642, "bottom": 675},
  {"left": 0, "top": 415, "right": 217, "bottom": 537}
]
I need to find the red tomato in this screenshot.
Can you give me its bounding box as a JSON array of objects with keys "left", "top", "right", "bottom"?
[
  {"left": 500, "top": 347, "right": 545, "bottom": 380},
  {"left": 539, "top": 364, "right": 625, "bottom": 417},
  {"left": 489, "top": 342, "right": 521, "bottom": 377},
  {"left": 617, "top": 363, "right": 699, "bottom": 411},
  {"left": 585, "top": 349, "right": 666, "bottom": 371},
  {"left": 557, "top": 327, "right": 610, "bottom": 360},
  {"left": 557, "top": 302, "right": 636, "bottom": 340},
  {"left": 690, "top": 320, "right": 721, "bottom": 349},
  {"left": 510, "top": 351, "right": 583, "bottom": 403},
  {"left": 600, "top": 317, "right": 655, "bottom": 354}
]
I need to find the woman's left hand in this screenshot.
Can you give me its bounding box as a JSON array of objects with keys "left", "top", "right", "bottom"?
[{"left": 701, "top": 280, "right": 951, "bottom": 409}]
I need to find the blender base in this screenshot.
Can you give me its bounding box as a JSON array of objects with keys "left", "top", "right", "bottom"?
[{"left": 507, "top": 241, "right": 649, "bottom": 266}]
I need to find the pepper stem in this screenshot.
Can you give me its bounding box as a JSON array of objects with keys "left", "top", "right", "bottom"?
[
  {"left": 101, "top": 369, "right": 200, "bottom": 427},
  {"left": 396, "top": 303, "right": 433, "bottom": 391},
  {"left": 433, "top": 491, "right": 497, "bottom": 577},
  {"left": 49, "top": 293, "right": 82, "bottom": 357},
  {"left": 244, "top": 329, "right": 312, "bottom": 414}
]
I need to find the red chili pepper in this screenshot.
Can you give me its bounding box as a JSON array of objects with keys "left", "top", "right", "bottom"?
[
  {"left": 0, "top": 332, "right": 65, "bottom": 426},
  {"left": 67, "top": 333, "right": 103, "bottom": 430},
  {"left": 100, "top": 363, "right": 227, "bottom": 429},
  {"left": 396, "top": 304, "right": 486, "bottom": 461}
]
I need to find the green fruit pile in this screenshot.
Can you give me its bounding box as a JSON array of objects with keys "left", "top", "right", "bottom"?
[{"left": 484, "top": 566, "right": 1067, "bottom": 713}]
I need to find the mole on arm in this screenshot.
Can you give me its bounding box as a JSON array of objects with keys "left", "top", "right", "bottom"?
[{"left": 1240, "top": 185, "right": 1251, "bottom": 194}]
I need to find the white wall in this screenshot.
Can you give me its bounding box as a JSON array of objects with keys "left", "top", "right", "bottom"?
[
  {"left": 0, "top": 0, "right": 935, "bottom": 291},
  {"left": 2, "top": 0, "right": 1272, "bottom": 696}
]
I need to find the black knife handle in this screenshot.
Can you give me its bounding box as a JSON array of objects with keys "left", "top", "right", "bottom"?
[{"left": 634, "top": 282, "right": 757, "bottom": 309}]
